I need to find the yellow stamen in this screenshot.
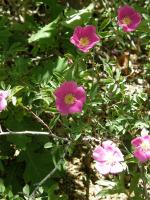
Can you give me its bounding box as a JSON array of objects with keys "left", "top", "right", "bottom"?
[
  {"left": 79, "top": 37, "right": 89, "bottom": 47},
  {"left": 64, "top": 94, "right": 76, "bottom": 105},
  {"left": 122, "top": 16, "right": 132, "bottom": 25},
  {"left": 141, "top": 140, "right": 150, "bottom": 151}
]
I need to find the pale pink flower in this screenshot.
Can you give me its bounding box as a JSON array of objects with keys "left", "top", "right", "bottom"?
[
  {"left": 93, "top": 140, "right": 124, "bottom": 175},
  {"left": 118, "top": 5, "right": 142, "bottom": 32},
  {"left": 54, "top": 81, "right": 86, "bottom": 115},
  {"left": 131, "top": 135, "right": 150, "bottom": 163},
  {"left": 0, "top": 90, "right": 8, "bottom": 112},
  {"left": 70, "top": 25, "right": 100, "bottom": 53}
]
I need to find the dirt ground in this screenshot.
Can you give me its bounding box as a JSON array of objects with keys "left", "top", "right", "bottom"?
[{"left": 59, "top": 141, "right": 129, "bottom": 200}]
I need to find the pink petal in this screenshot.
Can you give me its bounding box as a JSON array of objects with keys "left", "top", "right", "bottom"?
[
  {"left": 118, "top": 5, "right": 141, "bottom": 32},
  {"left": 102, "top": 140, "right": 117, "bottom": 153},
  {"left": 95, "top": 161, "right": 111, "bottom": 175},
  {"left": 0, "top": 98, "right": 7, "bottom": 112},
  {"left": 102, "top": 140, "right": 116, "bottom": 148},
  {"left": 113, "top": 149, "right": 124, "bottom": 162},
  {"left": 70, "top": 25, "right": 100, "bottom": 53},
  {"left": 55, "top": 81, "right": 77, "bottom": 98},
  {"left": 82, "top": 25, "right": 96, "bottom": 37},
  {"left": 110, "top": 162, "right": 124, "bottom": 174},
  {"left": 73, "top": 26, "right": 84, "bottom": 38},
  {"left": 56, "top": 99, "right": 83, "bottom": 115},
  {"left": 70, "top": 35, "right": 80, "bottom": 46},
  {"left": 88, "top": 34, "right": 100, "bottom": 43},
  {"left": 126, "top": 13, "right": 142, "bottom": 31},
  {"left": 130, "top": 12, "right": 142, "bottom": 24},
  {"left": 102, "top": 140, "right": 124, "bottom": 162},
  {"left": 146, "top": 151, "right": 150, "bottom": 160},
  {"left": 134, "top": 150, "right": 148, "bottom": 163},
  {"left": 77, "top": 46, "right": 90, "bottom": 53},
  {"left": 118, "top": 5, "right": 135, "bottom": 20},
  {"left": 93, "top": 146, "right": 108, "bottom": 162},
  {"left": 0, "top": 90, "right": 8, "bottom": 99},
  {"left": 55, "top": 81, "right": 86, "bottom": 115},
  {"left": 68, "top": 100, "right": 83, "bottom": 113},
  {"left": 131, "top": 137, "right": 143, "bottom": 147},
  {"left": 74, "top": 87, "right": 86, "bottom": 103},
  {"left": 143, "top": 135, "right": 150, "bottom": 141}
]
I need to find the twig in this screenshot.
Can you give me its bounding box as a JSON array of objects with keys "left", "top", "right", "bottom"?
[
  {"left": 23, "top": 106, "right": 68, "bottom": 142},
  {"left": 0, "top": 130, "right": 51, "bottom": 136},
  {"left": 0, "top": 124, "right": 3, "bottom": 133},
  {"left": 24, "top": 106, "right": 53, "bottom": 133},
  {"left": 0, "top": 129, "right": 68, "bottom": 142},
  {"left": 82, "top": 135, "right": 100, "bottom": 143},
  {"left": 28, "top": 144, "right": 70, "bottom": 200}
]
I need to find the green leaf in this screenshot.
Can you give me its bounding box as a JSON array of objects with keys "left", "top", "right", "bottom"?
[
  {"left": 23, "top": 184, "right": 30, "bottom": 196},
  {"left": 7, "top": 135, "right": 32, "bottom": 150},
  {"left": 0, "top": 179, "right": 5, "bottom": 193},
  {"left": 99, "top": 18, "right": 111, "bottom": 31},
  {"left": 54, "top": 57, "right": 68, "bottom": 73},
  {"left": 23, "top": 149, "right": 54, "bottom": 184},
  {"left": 44, "top": 142, "right": 53, "bottom": 149},
  {"left": 28, "top": 16, "right": 60, "bottom": 43},
  {"left": 62, "top": 3, "right": 94, "bottom": 28},
  {"left": 10, "top": 86, "right": 24, "bottom": 96}
]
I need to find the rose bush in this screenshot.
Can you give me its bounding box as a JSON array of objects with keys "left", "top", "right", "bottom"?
[{"left": 0, "top": 0, "right": 149, "bottom": 199}]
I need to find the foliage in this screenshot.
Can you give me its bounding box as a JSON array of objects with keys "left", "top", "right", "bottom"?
[{"left": 0, "top": 0, "right": 150, "bottom": 199}]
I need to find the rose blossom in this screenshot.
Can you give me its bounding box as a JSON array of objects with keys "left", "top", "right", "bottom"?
[
  {"left": 70, "top": 25, "right": 100, "bottom": 53},
  {"left": 131, "top": 135, "right": 150, "bottom": 163},
  {"left": 54, "top": 81, "right": 86, "bottom": 115},
  {"left": 0, "top": 90, "right": 8, "bottom": 112},
  {"left": 118, "top": 5, "right": 142, "bottom": 32},
  {"left": 93, "top": 140, "right": 124, "bottom": 175}
]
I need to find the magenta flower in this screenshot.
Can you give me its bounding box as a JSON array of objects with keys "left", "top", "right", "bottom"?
[
  {"left": 54, "top": 81, "right": 86, "bottom": 115},
  {"left": 118, "top": 5, "right": 142, "bottom": 32},
  {"left": 131, "top": 135, "right": 150, "bottom": 163},
  {"left": 70, "top": 25, "right": 100, "bottom": 53},
  {"left": 0, "top": 90, "right": 8, "bottom": 112},
  {"left": 93, "top": 140, "right": 124, "bottom": 175}
]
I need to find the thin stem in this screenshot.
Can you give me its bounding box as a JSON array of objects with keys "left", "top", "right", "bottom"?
[
  {"left": 23, "top": 106, "right": 68, "bottom": 142},
  {"left": 0, "top": 130, "right": 51, "bottom": 136},
  {"left": 28, "top": 144, "right": 70, "bottom": 200},
  {"left": 0, "top": 128, "right": 68, "bottom": 141}
]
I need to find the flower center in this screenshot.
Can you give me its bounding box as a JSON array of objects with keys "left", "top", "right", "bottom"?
[
  {"left": 122, "top": 16, "right": 132, "bottom": 25},
  {"left": 79, "top": 37, "right": 89, "bottom": 47},
  {"left": 64, "top": 94, "right": 76, "bottom": 105},
  {"left": 141, "top": 140, "right": 150, "bottom": 152},
  {"left": 107, "top": 153, "right": 116, "bottom": 165}
]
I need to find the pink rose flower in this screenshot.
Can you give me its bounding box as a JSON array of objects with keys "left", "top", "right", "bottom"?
[
  {"left": 70, "top": 25, "right": 100, "bottom": 53},
  {"left": 93, "top": 140, "right": 124, "bottom": 175},
  {"left": 54, "top": 81, "right": 86, "bottom": 115},
  {"left": 131, "top": 135, "right": 150, "bottom": 163},
  {"left": 0, "top": 90, "right": 8, "bottom": 112},
  {"left": 118, "top": 5, "right": 142, "bottom": 32}
]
